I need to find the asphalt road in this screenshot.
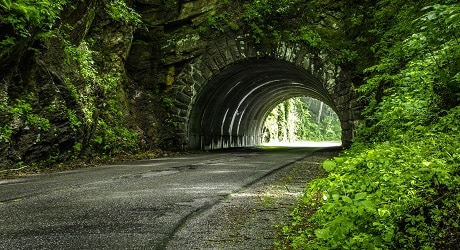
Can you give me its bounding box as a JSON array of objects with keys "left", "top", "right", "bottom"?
[{"left": 0, "top": 146, "right": 324, "bottom": 250}]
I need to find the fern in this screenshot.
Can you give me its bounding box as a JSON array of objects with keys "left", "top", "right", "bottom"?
[{"left": 0, "top": 0, "right": 11, "bottom": 9}]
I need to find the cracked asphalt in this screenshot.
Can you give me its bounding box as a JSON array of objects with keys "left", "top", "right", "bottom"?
[{"left": 0, "top": 146, "right": 334, "bottom": 249}]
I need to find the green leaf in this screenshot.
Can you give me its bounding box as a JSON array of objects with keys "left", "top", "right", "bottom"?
[
  {"left": 0, "top": 0, "right": 11, "bottom": 9},
  {"left": 342, "top": 195, "right": 353, "bottom": 204},
  {"left": 332, "top": 193, "right": 340, "bottom": 201},
  {"left": 314, "top": 228, "right": 330, "bottom": 239},
  {"left": 354, "top": 192, "right": 367, "bottom": 201},
  {"left": 322, "top": 160, "right": 336, "bottom": 172},
  {"left": 360, "top": 200, "right": 376, "bottom": 212},
  {"left": 334, "top": 157, "right": 345, "bottom": 164}
]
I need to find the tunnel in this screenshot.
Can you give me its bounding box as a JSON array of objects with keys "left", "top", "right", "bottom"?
[{"left": 187, "top": 58, "right": 340, "bottom": 150}]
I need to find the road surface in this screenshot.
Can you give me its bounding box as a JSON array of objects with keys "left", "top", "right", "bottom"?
[{"left": 0, "top": 147, "right": 326, "bottom": 249}]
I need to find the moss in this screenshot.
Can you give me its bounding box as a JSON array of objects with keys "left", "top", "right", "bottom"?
[{"left": 165, "top": 66, "right": 175, "bottom": 87}]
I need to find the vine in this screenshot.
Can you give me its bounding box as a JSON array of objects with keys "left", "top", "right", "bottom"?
[{"left": 62, "top": 37, "right": 139, "bottom": 156}]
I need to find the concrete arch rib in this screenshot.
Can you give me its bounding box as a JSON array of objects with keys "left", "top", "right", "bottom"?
[{"left": 188, "top": 58, "right": 337, "bottom": 150}]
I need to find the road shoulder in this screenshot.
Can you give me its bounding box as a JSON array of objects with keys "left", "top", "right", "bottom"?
[{"left": 166, "top": 150, "right": 339, "bottom": 250}]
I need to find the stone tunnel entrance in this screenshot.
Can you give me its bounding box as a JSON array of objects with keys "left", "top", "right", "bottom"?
[
  {"left": 188, "top": 59, "right": 338, "bottom": 150},
  {"left": 169, "top": 36, "right": 360, "bottom": 150}
]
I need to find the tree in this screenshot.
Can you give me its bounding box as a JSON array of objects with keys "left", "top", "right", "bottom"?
[{"left": 263, "top": 97, "right": 341, "bottom": 143}]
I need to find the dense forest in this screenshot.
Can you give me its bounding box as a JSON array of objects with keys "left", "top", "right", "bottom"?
[
  {"left": 1, "top": 0, "right": 459, "bottom": 249},
  {"left": 263, "top": 97, "right": 341, "bottom": 143}
]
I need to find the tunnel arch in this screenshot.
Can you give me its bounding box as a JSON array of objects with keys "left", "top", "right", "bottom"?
[
  {"left": 170, "top": 35, "right": 360, "bottom": 150},
  {"left": 188, "top": 58, "right": 337, "bottom": 150}
]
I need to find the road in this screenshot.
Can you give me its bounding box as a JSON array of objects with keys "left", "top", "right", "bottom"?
[{"left": 0, "top": 146, "right": 326, "bottom": 249}]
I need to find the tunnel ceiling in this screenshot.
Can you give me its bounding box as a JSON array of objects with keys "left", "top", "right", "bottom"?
[{"left": 188, "top": 58, "right": 337, "bottom": 150}]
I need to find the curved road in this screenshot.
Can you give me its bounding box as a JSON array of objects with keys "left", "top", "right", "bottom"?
[{"left": 0, "top": 147, "right": 326, "bottom": 249}]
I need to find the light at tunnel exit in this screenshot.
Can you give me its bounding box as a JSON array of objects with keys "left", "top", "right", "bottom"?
[{"left": 261, "top": 96, "right": 342, "bottom": 146}]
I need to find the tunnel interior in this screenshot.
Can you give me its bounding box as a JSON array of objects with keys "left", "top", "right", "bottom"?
[{"left": 188, "top": 58, "right": 339, "bottom": 150}]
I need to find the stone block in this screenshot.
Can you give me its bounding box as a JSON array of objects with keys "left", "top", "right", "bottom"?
[
  {"left": 171, "top": 83, "right": 185, "bottom": 94},
  {"left": 235, "top": 37, "right": 248, "bottom": 59},
  {"left": 171, "top": 115, "right": 187, "bottom": 123},
  {"left": 284, "top": 45, "right": 298, "bottom": 63},
  {"left": 207, "top": 45, "right": 226, "bottom": 68},
  {"left": 191, "top": 70, "right": 206, "bottom": 88},
  {"left": 225, "top": 38, "right": 242, "bottom": 61},
  {"left": 293, "top": 48, "right": 307, "bottom": 66},
  {"left": 246, "top": 41, "right": 260, "bottom": 58},
  {"left": 174, "top": 102, "right": 189, "bottom": 110},
  {"left": 195, "top": 60, "right": 213, "bottom": 80},
  {"left": 179, "top": 109, "right": 189, "bottom": 117},
  {"left": 176, "top": 92, "right": 192, "bottom": 104},
  {"left": 183, "top": 86, "right": 194, "bottom": 96},
  {"left": 199, "top": 55, "right": 219, "bottom": 73},
  {"left": 276, "top": 42, "right": 287, "bottom": 59},
  {"left": 171, "top": 107, "right": 183, "bottom": 116},
  {"left": 219, "top": 43, "right": 236, "bottom": 65}
]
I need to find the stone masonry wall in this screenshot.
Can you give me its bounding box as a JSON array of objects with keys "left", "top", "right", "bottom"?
[{"left": 167, "top": 34, "right": 360, "bottom": 148}]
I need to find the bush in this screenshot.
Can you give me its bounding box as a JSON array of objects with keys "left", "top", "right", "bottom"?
[
  {"left": 278, "top": 1, "right": 460, "bottom": 249},
  {"left": 281, "top": 125, "right": 459, "bottom": 248}
]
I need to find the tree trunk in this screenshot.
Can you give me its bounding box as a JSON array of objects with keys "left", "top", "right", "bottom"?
[{"left": 316, "top": 102, "right": 323, "bottom": 124}]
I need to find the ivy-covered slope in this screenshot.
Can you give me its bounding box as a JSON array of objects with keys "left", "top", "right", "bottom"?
[
  {"left": 0, "top": 0, "right": 145, "bottom": 170},
  {"left": 278, "top": 0, "right": 460, "bottom": 249}
]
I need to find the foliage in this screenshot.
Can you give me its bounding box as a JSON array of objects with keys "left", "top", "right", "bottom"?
[
  {"left": 279, "top": 1, "right": 460, "bottom": 249},
  {"left": 200, "top": 0, "right": 365, "bottom": 73},
  {"left": 263, "top": 97, "right": 341, "bottom": 143},
  {"left": 357, "top": 1, "right": 460, "bottom": 142},
  {"left": 62, "top": 37, "right": 139, "bottom": 157},
  {"left": 294, "top": 98, "right": 341, "bottom": 142},
  {"left": 280, "top": 109, "right": 460, "bottom": 249},
  {"left": 0, "top": 0, "right": 144, "bottom": 167},
  {"left": 92, "top": 118, "right": 138, "bottom": 156},
  {"left": 207, "top": 12, "right": 239, "bottom": 33},
  {"left": 63, "top": 41, "right": 98, "bottom": 124},
  {"left": 0, "top": 93, "right": 50, "bottom": 143},
  {"left": 105, "top": 0, "right": 142, "bottom": 26},
  {"left": 0, "top": 0, "right": 67, "bottom": 48},
  {"left": 207, "top": 0, "right": 343, "bottom": 49},
  {"left": 66, "top": 108, "right": 81, "bottom": 131}
]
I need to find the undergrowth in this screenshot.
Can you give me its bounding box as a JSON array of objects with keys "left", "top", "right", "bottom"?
[
  {"left": 277, "top": 1, "right": 460, "bottom": 249},
  {"left": 278, "top": 108, "right": 460, "bottom": 249}
]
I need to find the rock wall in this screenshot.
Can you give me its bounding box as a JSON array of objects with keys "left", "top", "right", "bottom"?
[
  {"left": 0, "top": 0, "right": 223, "bottom": 169},
  {"left": 126, "top": 0, "right": 220, "bottom": 149},
  {"left": 1, "top": 1, "right": 101, "bottom": 168},
  {"left": 0, "top": 0, "right": 141, "bottom": 169}
]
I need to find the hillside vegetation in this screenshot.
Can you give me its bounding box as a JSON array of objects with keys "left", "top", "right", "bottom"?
[{"left": 266, "top": 0, "right": 459, "bottom": 249}]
